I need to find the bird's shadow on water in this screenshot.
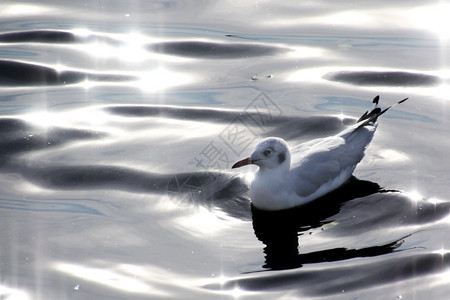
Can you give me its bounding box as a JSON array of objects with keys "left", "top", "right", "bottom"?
[{"left": 250, "top": 177, "right": 405, "bottom": 271}]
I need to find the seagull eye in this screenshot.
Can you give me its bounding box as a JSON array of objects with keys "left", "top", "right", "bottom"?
[{"left": 263, "top": 149, "right": 272, "bottom": 157}]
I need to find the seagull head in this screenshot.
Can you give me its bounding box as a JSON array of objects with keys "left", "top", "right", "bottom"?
[{"left": 232, "top": 137, "right": 291, "bottom": 170}]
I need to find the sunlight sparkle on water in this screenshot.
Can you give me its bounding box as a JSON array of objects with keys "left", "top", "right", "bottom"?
[
  {"left": 286, "top": 46, "right": 325, "bottom": 59},
  {"left": 408, "top": 4, "right": 450, "bottom": 40},
  {"left": 433, "top": 248, "right": 450, "bottom": 256},
  {"left": 134, "top": 66, "right": 194, "bottom": 92},
  {"left": 321, "top": 11, "right": 373, "bottom": 27},
  {"left": 72, "top": 28, "right": 94, "bottom": 38},
  {"left": 428, "top": 197, "right": 446, "bottom": 205},
  {"left": 405, "top": 190, "right": 424, "bottom": 203},
  {"left": 287, "top": 67, "right": 327, "bottom": 83},
  {"left": 4, "top": 4, "right": 51, "bottom": 16},
  {"left": 431, "top": 82, "right": 450, "bottom": 100},
  {"left": 205, "top": 274, "right": 261, "bottom": 299},
  {"left": 53, "top": 262, "right": 168, "bottom": 296},
  {"left": 24, "top": 107, "right": 112, "bottom": 132},
  {"left": 231, "top": 286, "right": 246, "bottom": 299},
  {"left": 78, "top": 32, "right": 148, "bottom": 63},
  {"left": 0, "top": 284, "right": 30, "bottom": 300},
  {"left": 377, "top": 149, "right": 410, "bottom": 163},
  {"left": 214, "top": 274, "right": 229, "bottom": 286},
  {"left": 228, "top": 284, "right": 259, "bottom": 300},
  {"left": 335, "top": 112, "right": 348, "bottom": 121},
  {"left": 115, "top": 33, "right": 150, "bottom": 63},
  {"left": 441, "top": 269, "right": 450, "bottom": 283},
  {"left": 266, "top": 9, "right": 373, "bottom": 27},
  {"left": 172, "top": 206, "right": 237, "bottom": 237}
]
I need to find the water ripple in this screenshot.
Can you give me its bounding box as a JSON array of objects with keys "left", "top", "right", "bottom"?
[
  {"left": 0, "top": 60, "right": 137, "bottom": 86},
  {"left": 149, "top": 41, "right": 286, "bottom": 59},
  {"left": 325, "top": 70, "right": 441, "bottom": 87}
]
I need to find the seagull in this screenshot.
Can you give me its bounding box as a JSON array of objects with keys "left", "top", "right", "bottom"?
[{"left": 232, "top": 96, "right": 408, "bottom": 211}]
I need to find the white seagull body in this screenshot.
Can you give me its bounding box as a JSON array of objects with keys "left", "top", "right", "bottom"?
[{"left": 232, "top": 96, "right": 408, "bottom": 211}]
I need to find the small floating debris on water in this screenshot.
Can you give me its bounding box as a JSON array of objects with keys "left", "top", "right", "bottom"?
[{"left": 251, "top": 74, "right": 274, "bottom": 80}]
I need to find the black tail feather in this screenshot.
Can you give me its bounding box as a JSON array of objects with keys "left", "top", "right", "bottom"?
[{"left": 357, "top": 96, "right": 409, "bottom": 127}]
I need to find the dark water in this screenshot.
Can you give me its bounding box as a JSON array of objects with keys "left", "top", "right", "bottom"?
[{"left": 1, "top": 1, "right": 450, "bottom": 299}]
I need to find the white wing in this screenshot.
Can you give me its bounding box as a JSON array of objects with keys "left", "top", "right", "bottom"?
[{"left": 289, "top": 124, "right": 376, "bottom": 197}]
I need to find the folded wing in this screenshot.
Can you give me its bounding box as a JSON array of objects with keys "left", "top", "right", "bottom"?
[{"left": 289, "top": 125, "right": 376, "bottom": 197}]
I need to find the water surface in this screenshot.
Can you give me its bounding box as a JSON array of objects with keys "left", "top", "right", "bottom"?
[{"left": 1, "top": 1, "right": 450, "bottom": 299}]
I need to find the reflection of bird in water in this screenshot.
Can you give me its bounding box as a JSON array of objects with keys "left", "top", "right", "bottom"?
[
  {"left": 232, "top": 96, "right": 408, "bottom": 211},
  {"left": 250, "top": 177, "right": 405, "bottom": 270}
]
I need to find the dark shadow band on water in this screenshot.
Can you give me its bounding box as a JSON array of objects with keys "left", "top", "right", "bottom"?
[
  {"left": 325, "top": 71, "right": 441, "bottom": 87},
  {"left": 148, "top": 41, "right": 286, "bottom": 59},
  {"left": 205, "top": 252, "right": 450, "bottom": 297},
  {"left": 18, "top": 165, "right": 251, "bottom": 220},
  {"left": 0, "top": 30, "right": 122, "bottom": 46},
  {"left": 0, "top": 60, "right": 137, "bottom": 86},
  {"left": 0, "top": 30, "right": 78, "bottom": 43},
  {"left": 0, "top": 118, "right": 105, "bottom": 165},
  {"left": 106, "top": 105, "right": 355, "bottom": 140}
]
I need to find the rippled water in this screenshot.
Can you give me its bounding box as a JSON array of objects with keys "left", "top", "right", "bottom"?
[{"left": 1, "top": 1, "right": 450, "bottom": 299}]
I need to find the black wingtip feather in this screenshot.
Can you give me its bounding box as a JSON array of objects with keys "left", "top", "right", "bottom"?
[
  {"left": 373, "top": 95, "right": 380, "bottom": 105},
  {"left": 357, "top": 112, "right": 368, "bottom": 123}
]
